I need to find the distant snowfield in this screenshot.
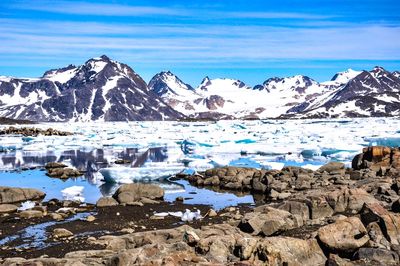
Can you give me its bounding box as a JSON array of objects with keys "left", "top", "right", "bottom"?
[{"left": 0, "top": 118, "right": 399, "bottom": 175}]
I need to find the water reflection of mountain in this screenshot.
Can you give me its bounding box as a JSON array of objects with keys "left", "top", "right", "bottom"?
[{"left": 0, "top": 147, "right": 168, "bottom": 182}]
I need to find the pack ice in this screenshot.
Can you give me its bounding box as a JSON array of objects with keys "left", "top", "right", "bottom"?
[{"left": 0, "top": 118, "right": 399, "bottom": 191}]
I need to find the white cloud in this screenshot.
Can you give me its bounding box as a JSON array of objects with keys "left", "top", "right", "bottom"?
[{"left": 0, "top": 18, "right": 399, "bottom": 70}]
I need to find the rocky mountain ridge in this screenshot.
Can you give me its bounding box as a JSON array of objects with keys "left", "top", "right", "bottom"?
[
  {"left": 0, "top": 56, "right": 399, "bottom": 121},
  {"left": 0, "top": 55, "right": 183, "bottom": 122}
]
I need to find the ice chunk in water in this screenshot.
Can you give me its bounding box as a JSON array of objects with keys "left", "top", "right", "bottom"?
[
  {"left": 18, "top": 201, "right": 36, "bottom": 211},
  {"left": 261, "top": 162, "right": 285, "bottom": 170},
  {"left": 366, "top": 137, "right": 400, "bottom": 147},
  {"left": 61, "top": 186, "right": 85, "bottom": 202},
  {"left": 99, "top": 166, "right": 184, "bottom": 184}
]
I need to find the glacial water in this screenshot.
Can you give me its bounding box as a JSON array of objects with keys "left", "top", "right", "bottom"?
[{"left": 0, "top": 118, "right": 399, "bottom": 208}]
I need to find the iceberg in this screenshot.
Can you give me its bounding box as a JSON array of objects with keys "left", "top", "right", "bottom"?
[{"left": 61, "top": 186, "right": 85, "bottom": 202}]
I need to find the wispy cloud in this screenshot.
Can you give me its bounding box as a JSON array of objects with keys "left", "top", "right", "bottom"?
[
  {"left": 8, "top": 0, "right": 331, "bottom": 20},
  {"left": 1, "top": 0, "right": 399, "bottom": 83},
  {"left": 0, "top": 18, "right": 399, "bottom": 63},
  {"left": 223, "top": 11, "right": 333, "bottom": 20},
  {"left": 9, "top": 1, "right": 186, "bottom": 16}
]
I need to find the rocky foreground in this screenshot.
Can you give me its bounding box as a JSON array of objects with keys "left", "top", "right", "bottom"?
[{"left": 1, "top": 146, "right": 400, "bottom": 265}]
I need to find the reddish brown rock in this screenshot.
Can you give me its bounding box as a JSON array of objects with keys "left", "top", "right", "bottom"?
[{"left": 352, "top": 146, "right": 399, "bottom": 171}]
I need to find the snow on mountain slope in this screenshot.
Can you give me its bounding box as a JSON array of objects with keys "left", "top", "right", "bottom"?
[
  {"left": 152, "top": 67, "right": 399, "bottom": 119},
  {"left": 286, "top": 67, "right": 400, "bottom": 118},
  {"left": 322, "top": 69, "right": 362, "bottom": 86},
  {"left": 1, "top": 57, "right": 399, "bottom": 121},
  {"left": 42, "top": 64, "right": 78, "bottom": 84},
  {"left": 175, "top": 75, "right": 337, "bottom": 119},
  {"left": 0, "top": 55, "right": 184, "bottom": 122},
  {"left": 148, "top": 71, "right": 200, "bottom": 114}
]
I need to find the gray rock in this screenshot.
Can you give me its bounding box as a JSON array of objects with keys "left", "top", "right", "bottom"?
[
  {"left": 354, "top": 248, "right": 399, "bottom": 265},
  {"left": 0, "top": 186, "right": 45, "bottom": 204},
  {"left": 360, "top": 202, "right": 400, "bottom": 245},
  {"left": 318, "top": 162, "right": 345, "bottom": 173},
  {"left": 96, "top": 197, "right": 119, "bottom": 207},
  {"left": 52, "top": 228, "right": 74, "bottom": 238},
  {"left": 0, "top": 204, "right": 18, "bottom": 213},
  {"left": 19, "top": 210, "right": 44, "bottom": 219},
  {"left": 113, "top": 183, "right": 164, "bottom": 204},
  {"left": 239, "top": 206, "right": 296, "bottom": 236},
  {"left": 46, "top": 167, "right": 82, "bottom": 179}
]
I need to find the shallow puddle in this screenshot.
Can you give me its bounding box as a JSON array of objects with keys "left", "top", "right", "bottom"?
[{"left": 0, "top": 212, "right": 94, "bottom": 249}]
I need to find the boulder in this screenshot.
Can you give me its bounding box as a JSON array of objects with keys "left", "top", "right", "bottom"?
[
  {"left": 347, "top": 188, "right": 379, "bottom": 212},
  {"left": 113, "top": 183, "right": 164, "bottom": 204},
  {"left": 0, "top": 204, "right": 18, "bottom": 213},
  {"left": 52, "top": 228, "right": 74, "bottom": 238},
  {"left": 86, "top": 215, "right": 96, "bottom": 222},
  {"left": 318, "top": 217, "right": 369, "bottom": 251},
  {"left": 96, "top": 197, "right": 119, "bottom": 207},
  {"left": 239, "top": 206, "right": 297, "bottom": 236},
  {"left": 45, "top": 162, "right": 67, "bottom": 169},
  {"left": 324, "top": 188, "right": 349, "bottom": 213},
  {"left": 318, "top": 162, "right": 345, "bottom": 173},
  {"left": 19, "top": 210, "right": 44, "bottom": 219},
  {"left": 352, "top": 146, "right": 398, "bottom": 171},
  {"left": 354, "top": 248, "right": 399, "bottom": 265},
  {"left": 256, "top": 237, "right": 326, "bottom": 266},
  {"left": 277, "top": 200, "right": 309, "bottom": 225},
  {"left": 46, "top": 167, "right": 82, "bottom": 179},
  {"left": 367, "top": 222, "right": 391, "bottom": 249},
  {"left": 0, "top": 186, "right": 45, "bottom": 204},
  {"left": 306, "top": 196, "right": 334, "bottom": 220},
  {"left": 360, "top": 202, "right": 400, "bottom": 245}
]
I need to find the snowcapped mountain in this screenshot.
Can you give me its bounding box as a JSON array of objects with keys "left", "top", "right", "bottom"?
[
  {"left": 286, "top": 67, "right": 400, "bottom": 118},
  {"left": 0, "top": 56, "right": 398, "bottom": 121},
  {"left": 148, "top": 71, "right": 200, "bottom": 115},
  {"left": 150, "top": 73, "right": 346, "bottom": 119},
  {"left": 149, "top": 67, "right": 400, "bottom": 119},
  {"left": 0, "top": 55, "right": 183, "bottom": 121}
]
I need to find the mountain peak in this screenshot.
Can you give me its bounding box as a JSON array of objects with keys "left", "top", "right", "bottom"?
[
  {"left": 149, "top": 71, "right": 194, "bottom": 97},
  {"left": 99, "top": 55, "right": 111, "bottom": 61},
  {"left": 371, "top": 66, "right": 389, "bottom": 75},
  {"left": 162, "top": 70, "right": 173, "bottom": 75},
  {"left": 329, "top": 68, "right": 361, "bottom": 84}
]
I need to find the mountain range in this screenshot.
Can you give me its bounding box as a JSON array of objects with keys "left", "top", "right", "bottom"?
[{"left": 0, "top": 55, "right": 399, "bottom": 121}]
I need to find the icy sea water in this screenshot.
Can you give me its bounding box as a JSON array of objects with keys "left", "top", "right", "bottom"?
[{"left": 0, "top": 118, "right": 399, "bottom": 208}]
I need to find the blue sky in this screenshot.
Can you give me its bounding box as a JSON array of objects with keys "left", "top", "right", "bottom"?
[{"left": 0, "top": 0, "right": 399, "bottom": 86}]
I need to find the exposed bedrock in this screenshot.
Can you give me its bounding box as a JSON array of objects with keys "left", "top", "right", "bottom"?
[{"left": 4, "top": 146, "right": 400, "bottom": 265}]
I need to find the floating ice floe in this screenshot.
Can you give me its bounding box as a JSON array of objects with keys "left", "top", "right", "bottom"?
[
  {"left": 61, "top": 186, "right": 85, "bottom": 202},
  {"left": 99, "top": 166, "right": 185, "bottom": 184},
  {"left": 302, "top": 164, "right": 323, "bottom": 171},
  {"left": 18, "top": 201, "right": 36, "bottom": 211},
  {"left": 261, "top": 162, "right": 285, "bottom": 170},
  {"left": 154, "top": 209, "right": 202, "bottom": 222}
]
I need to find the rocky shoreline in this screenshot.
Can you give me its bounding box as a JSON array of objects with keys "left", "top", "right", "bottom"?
[
  {"left": 1, "top": 146, "right": 400, "bottom": 265},
  {"left": 0, "top": 126, "right": 73, "bottom": 137}
]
